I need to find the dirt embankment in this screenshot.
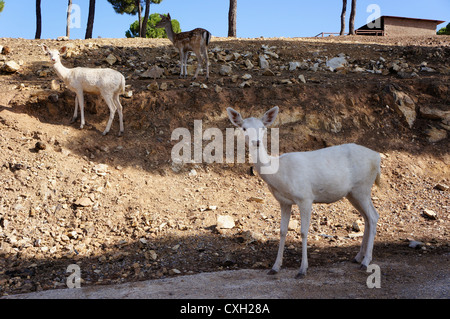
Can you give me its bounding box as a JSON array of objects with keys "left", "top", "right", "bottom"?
[{"left": 0, "top": 35, "right": 449, "bottom": 298}]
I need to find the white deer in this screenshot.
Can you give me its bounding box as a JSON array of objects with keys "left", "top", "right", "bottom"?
[
  {"left": 155, "top": 13, "right": 211, "bottom": 80},
  {"left": 227, "top": 106, "right": 381, "bottom": 278},
  {"left": 42, "top": 45, "right": 125, "bottom": 136}
]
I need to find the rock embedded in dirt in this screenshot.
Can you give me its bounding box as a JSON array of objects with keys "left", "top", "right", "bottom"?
[
  {"left": 75, "top": 197, "right": 94, "bottom": 207},
  {"left": 217, "top": 215, "right": 235, "bottom": 229},
  {"left": 259, "top": 55, "right": 269, "bottom": 69},
  {"left": 34, "top": 141, "right": 46, "bottom": 151},
  {"left": 425, "top": 126, "right": 447, "bottom": 143},
  {"left": 2, "top": 61, "right": 20, "bottom": 73},
  {"left": 434, "top": 183, "right": 449, "bottom": 191},
  {"left": 326, "top": 56, "right": 347, "bottom": 72},
  {"left": 383, "top": 84, "right": 417, "bottom": 129},
  {"left": 422, "top": 209, "right": 438, "bottom": 220},
  {"left": 288, "top": 219, "right": 299, "bottom": 231},
  {"left": 298, "top": 74, "right": 306, "bottom": 83},
  {"left": 352, "top": 220, "right": 364, "bottom": 232},
  {"left": 105, "top": 54, "right": 117, "bottom": 66},
  {"left": 409, "top": 240, "right": 424, "bottom": 249},
  {"left": 219, "top": 65, "right": 232, "bottom": 76}
]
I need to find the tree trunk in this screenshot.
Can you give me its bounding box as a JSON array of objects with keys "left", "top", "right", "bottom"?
[
  {"left": 136, "top": 0, "right": 143, "bottom": 38},
  {"left": 349, "top": 0, "right": 357, "bottom": 35},
  {"left": 340, "top": 0, "right": 347, "bottom": 36},
  {"left": 85, "top": 0, "right": 96, "bottom": 39},
  {"left": 66, "top": 0, "right": 73, "bottom": 38},
  {"left": 141, "top": 0, "right": 151, "bottom": 38},
  {"left": 228, "top": 0, "right": 237, "bottom": 37},
  {"left": 35, "top": 0, "right": 42, "bottom": 39}
]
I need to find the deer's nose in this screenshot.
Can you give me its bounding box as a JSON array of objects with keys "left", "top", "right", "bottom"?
[{"left": 252, "top": 140, "right": 261, "bottom": 147}]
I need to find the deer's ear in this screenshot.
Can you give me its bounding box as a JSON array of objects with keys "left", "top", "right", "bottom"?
[
  {"left": 42, "top": 44, "right": 50, "bottom": 54},
  {"left": 167, "top": 13, "right": 171, "bottom": 19},
  {"left": 227, "top": 107, "right": 244, "bottom": 127},
  {"left": 261, "top": 106, "right": 279, "bottom": 127},
  {"left": 59, "top": 46, "right": 68, "bottom": 55}
]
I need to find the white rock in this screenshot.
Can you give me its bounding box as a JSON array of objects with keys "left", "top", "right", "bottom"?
[
  {"left": 217, "top": 215, "right": 235, "bottom": 229},
  {"left": 288, "top": 219, "right": 298, "bottom": 231},
  {"left": 298, "top": 74, "right": 306, "bottom": 83},
  {"left": 326, "top": 56, "right": 347, "bottom": 71},
  {"left": 259, "top": 55, "right": 269, "bottom": 69},
  {"left": 93, "top": 164, "right": 108, "bottom": 176},
  {"left": 3, "top": 61, "right": 20, "bottom": 73},
  {"left": 289, "top": 62, "right": 300, "bottom": 71},
  {"left": 140, "top": 66, "right": 164, "bottom": 79},
  {"left": 219, "top": 65, "right": 232, "bottom": 76},
  {"left": 244, "top": 59, "right": 254, "bottom": 69},
  {"left": 105, "top": 54, "right": 117, "bottom": 66},
  {"left": 423, "top": 209, "right": 438, "bottom": 219},
  {"left": 242, "top": 73, "right": 252, "bottom": 80}
]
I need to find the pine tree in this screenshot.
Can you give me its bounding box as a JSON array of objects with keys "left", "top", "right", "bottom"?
[
  {"left": 35, "top": 0, "right": 42, "bottom": 39},
  {"left": 66, "top": 0, "right": 73, "bottom": 38},
  {"left": 349, "top": 0, "right": 357, "bottom": 35},
  {"left": 340, "top": 0, "right": 347, "bottom": 36},
  {"left": 228, "top": 0, "right": 237, "bottom": 37},
  {"left": 85, "top": 0, "right": 96, "bottom": 39}
]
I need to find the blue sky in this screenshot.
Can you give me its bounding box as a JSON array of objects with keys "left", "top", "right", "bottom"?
[{"left": 0, "top": 0, "right": 448, "bottom": 39}]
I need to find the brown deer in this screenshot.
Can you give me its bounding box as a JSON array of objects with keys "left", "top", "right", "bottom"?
[{"left": 156, "top": 13, "right": 211, "bottom": 80}]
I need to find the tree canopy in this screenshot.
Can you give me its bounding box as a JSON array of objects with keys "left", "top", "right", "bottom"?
[
  {"left": 0, "top": 1, "right": 5, "bottom": 14},
  {"left": 126, "top": 13, "right": 180, "bottom": 38},
  {"left": 437, "top": 22, "right": 450, "bottom": 35}
]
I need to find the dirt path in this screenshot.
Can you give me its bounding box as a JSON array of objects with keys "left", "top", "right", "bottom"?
[{"left": 4, "top": 253, "right": 449, "bottom": 299}]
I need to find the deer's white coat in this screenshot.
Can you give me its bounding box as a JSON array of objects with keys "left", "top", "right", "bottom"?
[
  {"left": 42, "top": 45, "right": 125, "bottom": 136},
  {"left": 227, "top": 106, "right": 381, "bottom": 278}
]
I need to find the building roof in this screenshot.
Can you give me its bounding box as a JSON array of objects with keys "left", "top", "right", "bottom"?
[
  {"left": 357, "top": 15, "right": 446, "bottom": 31},
  {"left": 381, "top": 16, "right": 445, "bottom": 24}
]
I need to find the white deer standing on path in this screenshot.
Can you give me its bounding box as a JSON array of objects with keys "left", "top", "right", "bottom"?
[
  {"left": 156, "top": 13, "right": 211, "bottom": 80},
  {"left": 227, "top": 106, "right": 382, "bottom": 278},
  {"left": 42, "top": 45, "right": 125, "bottom": 136}
]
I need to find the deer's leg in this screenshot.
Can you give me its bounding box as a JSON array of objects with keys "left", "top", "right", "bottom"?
[
  {"left": 183, "top": 50, "right": 189, "bottom": 78},
  {"left": 76, "top": 91, "right": 85, "bottom": 129},
  {"left": 268, "top": 203, "right": 292, "bottom": 275},
  {"left": 102, "top": 93, "right": 117, "bottom": 136},
  {"left": 296, "top": 199, "right": 312, "bottom": 278},
  {"left": 113, "top": 92, "right": 124, "bottom": 137},
  {"left": 193, "top": 50, "right": 203, "bottom": 80},
  {"left": 71, "top": 95, "right": 79, "bottom": 123},
  {"left": 179, "top": 49, "right": 185, "bottom": 78},
  {"left": 347, "top": 191, "right": 379, "bottom": 269},
  {"left": 203, "top": 46, "right": 209, "bottom": 80}
]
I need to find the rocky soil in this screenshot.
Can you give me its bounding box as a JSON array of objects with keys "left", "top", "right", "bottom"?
[{"left": 0, "top": 35, "right": 449, "bottom": 297}]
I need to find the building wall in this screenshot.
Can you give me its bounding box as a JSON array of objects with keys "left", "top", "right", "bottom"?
[{"left": 384, "top": 17, "right": 438, "bottom": 36}]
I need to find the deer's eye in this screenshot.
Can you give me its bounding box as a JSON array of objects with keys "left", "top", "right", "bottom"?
[{"left": 242, "top": 128, "right": 247, "bottom": 132}]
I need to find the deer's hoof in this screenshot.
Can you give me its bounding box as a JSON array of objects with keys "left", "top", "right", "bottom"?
[
  {"left": 267, "top": 269, "right": 278, "bottom": 275},
  {"left": 295, "top": 272, "right": 306, "bottom": 279}
]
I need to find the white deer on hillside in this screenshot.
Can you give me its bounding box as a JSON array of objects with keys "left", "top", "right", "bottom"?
[
  {"left": 227, "top": 106, "right": 381, "bottom": 278},
  {"left": 42, "top": 45, "right": 125, "bottom": 136},
  {"left": 156, "top": 13, "right": 211, "bottom": 80}
]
